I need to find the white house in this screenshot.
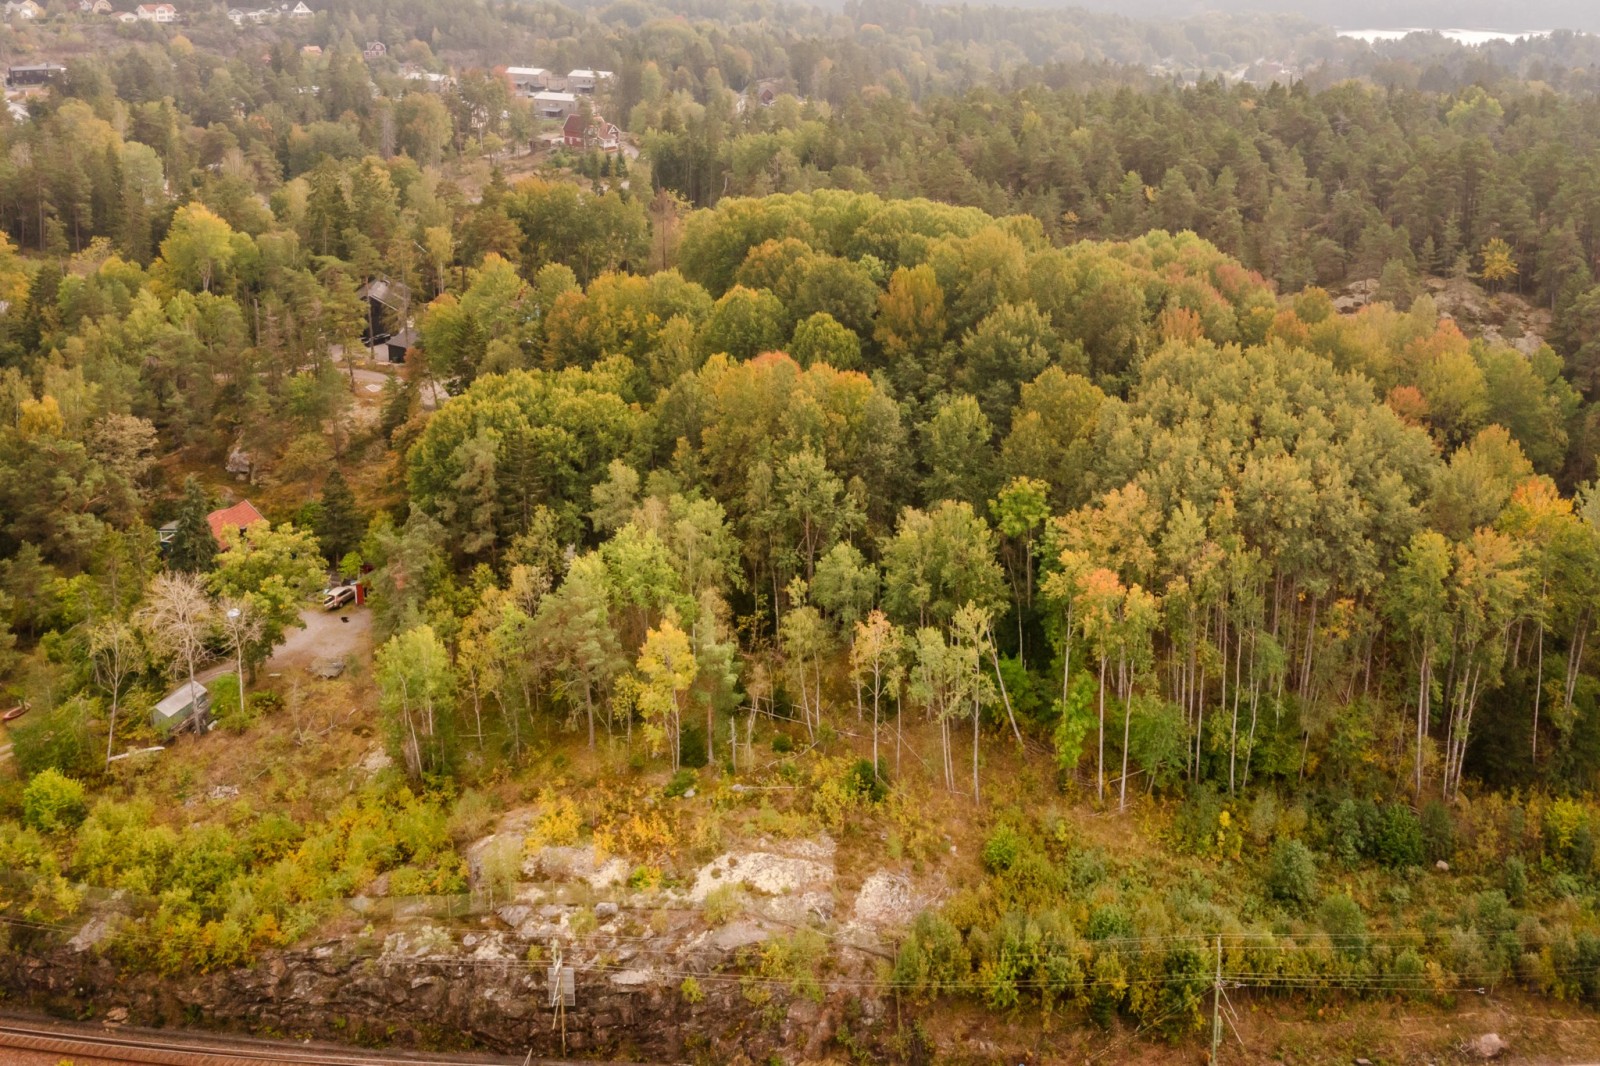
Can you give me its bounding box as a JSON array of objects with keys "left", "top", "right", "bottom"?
[
  {"left": 531, "top": 90, "right": 576, "bottom": 119},
  {"left": 135, "top": 3, "right": 178, "bottom": 22},
  {"left": 289, "top": 0, "right": 312, "bottom": 16},
  {"left": 566, "top": 69, "right": 612, "bottom": 94},
  {"left": 503, "top": 65, "right": 549, "bottom": 96},
  {"left": 4, "top": 0, "right": 43, "bottom": 20}
]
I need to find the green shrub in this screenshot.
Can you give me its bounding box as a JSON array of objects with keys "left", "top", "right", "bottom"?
[
  {"left": 702, "top": 883, "right": 745, "bottom": 925},
  {"left": 1173, "top": 784, "right": 1227, "bottom": 855},
  {"left": 446, "top": 789, "right": 494, "bottom": 843},
  {"left": 1571, "top": 822, "right": 1597, "bottom": 875},
  {"left": 1391, "top": 946, "right": 1426, "bottom": 994},
  {"left": 770, "top": 733, "right": 794, "bottom": 754},
  {"left": 664, "top": 768, "right": 698, "bottom": 798},
  {"left": 1247, "top": 791, "right": 1280, "bottom": 846},
  {"left": 1149, "top": 942, "right": 1209, "bottom": 1037},
  {"left": 11, "top": 700, "right": 96, "bottom": 778},
  {"left": 1421, "top": 800, "right": 1455, "bottom": 864},
  {"left": 1318, "top": 893, "right": 1367, "bottom": 959},
  {"left": 842, "top": 758, "right": 888, "bottom": 804},
  {"left": 1266, "top": 838, "right": 1318, "bottom": 909},
  {"left": 1060, "top": 846, "right": 1108, "bottom": 890},
  {"left": 891, "top": 912, "right": 969, "bottom": 998},
  {"left": 981, "top": 824, "right": 1023, "bottom": 873},
  {"left": 207, "top": 674, "right": 254, "bottom": 732},
  {"left": 1088, "top": 949, "right": 1128, "bottom": 1025},
  {"left": 1086, "top": 903, "right": 1133, "bottom": 942},
  {"left": 1370, "top": 804, "right": 1424, "bottom": 869},
  {"left": 1328, "top": 798, "right": 1363, "bottom": 868},
  {"left": 679, "top": 725, "right": 708, "bottom": 769},
  {"left": 1504, "top": 855, "right": 1528, "bottom": 906},
  {"left": 22, "top": 769, "right": 88, "bottom": 834}
]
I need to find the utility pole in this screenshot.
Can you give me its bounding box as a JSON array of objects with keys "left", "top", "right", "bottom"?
[{"left": 1211, "top": 934, "right": 1223, "bottom": 1065}]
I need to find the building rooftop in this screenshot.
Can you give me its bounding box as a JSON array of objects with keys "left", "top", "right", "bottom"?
[{"left": 206, "top": 500, "right": 265, "bottom": 547}]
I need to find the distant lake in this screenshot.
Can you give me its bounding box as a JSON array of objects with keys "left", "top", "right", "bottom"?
[{"left": 1337, "top": 28, "right": 1557, "bottom": 45}]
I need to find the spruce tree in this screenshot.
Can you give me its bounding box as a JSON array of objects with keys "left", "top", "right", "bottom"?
[
  {"left": 315, "top": 468, "right": 366, "bottom": 565},
  {"left": 167, "top": 476, "right": 217, "bottom": 574}
]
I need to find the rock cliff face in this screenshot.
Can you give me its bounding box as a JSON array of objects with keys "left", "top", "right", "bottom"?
[
  {"left": 0, "top": 935, "right": 866, "bottom": 1061},
  {"left": 0, "top": 829, "right": 919, "bottom": 1061}
]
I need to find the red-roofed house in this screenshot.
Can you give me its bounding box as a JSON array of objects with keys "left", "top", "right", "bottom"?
[
  {"left": 562, "top": 112, "right": 621, "bottom": 151},
  {"left": 206, "top": 500, "right": 265, "bottom": 548},
  {"left": 135, "top": 3, "right": 178, "bottom": 21}
]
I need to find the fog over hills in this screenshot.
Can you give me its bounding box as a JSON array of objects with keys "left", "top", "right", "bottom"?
[{"left": 1012, "top": 0, "right": 1600, "bottom": 32}]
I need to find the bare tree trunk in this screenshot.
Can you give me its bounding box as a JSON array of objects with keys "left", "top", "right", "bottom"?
[
  {"left": 1119, "top": 690, "right": 1132, "bottom": 812},
  {"left": 1415, "top": 647, "right": 1430, "bottom": 800},
  {"left": 1532, "top": 617, "right": 1544, "bottom": 763},
  {"left": 1097, "top": 655, "right": 1107, "bottom": 804},
  {"left": 1229, "top": 629, "right": 1243, "bottom": 795},
  {"left": 988, "top": 636, "right": 1024, "bottom": 747},
  {"left": 972, "top": 687, "right": 981, "bottom": 804}
]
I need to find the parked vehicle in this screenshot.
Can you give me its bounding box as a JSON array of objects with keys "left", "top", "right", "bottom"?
[{"left": 322, "top": 585, "right": 358, "bottom": 610}]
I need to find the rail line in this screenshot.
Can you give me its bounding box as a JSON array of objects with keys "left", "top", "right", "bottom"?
[{"left": 0, "top": 1016, "right": 658, "bottom": 1066}]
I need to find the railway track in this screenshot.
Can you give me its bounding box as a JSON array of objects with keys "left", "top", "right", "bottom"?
[{"left": 0, "top": 1016, "right": 649, "bottom": 1066}]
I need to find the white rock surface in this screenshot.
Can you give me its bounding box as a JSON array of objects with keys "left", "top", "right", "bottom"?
[{"left": 689, "top": 837, "right": 836, "bottom": 902}]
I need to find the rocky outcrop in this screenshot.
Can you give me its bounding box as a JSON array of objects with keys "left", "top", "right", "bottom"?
[
  {"left": 0, "top": 931, "right": 879, "bottom": 1061},
  {"left": 0, "top": 832, "right": 921, "bottom": 1060}
]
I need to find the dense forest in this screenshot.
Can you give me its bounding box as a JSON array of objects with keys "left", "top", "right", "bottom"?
[{"left": 7, "top": 0, "right": 1600, "bottom": 1056}]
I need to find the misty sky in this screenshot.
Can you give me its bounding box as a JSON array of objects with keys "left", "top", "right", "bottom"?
[{"left": 1047, "top": 0, "right": 1600, "bottom": 33}]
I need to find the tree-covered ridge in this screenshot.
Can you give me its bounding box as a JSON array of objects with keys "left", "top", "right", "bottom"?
[
  {"left": 380, "top": 190, "right": 1594, "bottom": 802},
  {"left": 9, "top": 1, "right": 1600, "bottom": 1048}
]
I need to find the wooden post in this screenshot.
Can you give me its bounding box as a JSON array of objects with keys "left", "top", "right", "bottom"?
[{"left": 1211, "top": 934, "right": 1223, "bottom": 1065}]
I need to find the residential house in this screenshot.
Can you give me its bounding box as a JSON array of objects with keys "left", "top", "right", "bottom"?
[
  {"left": 7, "top": 63, "right": 66, "bottom": 88},
  {"left": 362, "top": 41, "right": 385, "bottom": 60},
  {"left": 78, "top": 0, "right": 114, "bottom": 13},
  {"left": 750, "top": 77, "right": 786, "bottom": 107},
  {"left": 563, "top": 112, "right": 620, "bottom": 152},
  {"left": 153, "top": 680, "right": 211, "bottom": 736},
  {"left": 501, "top": 65, "right": 549, "bottom": 96},
  {"left": 115, "top": 10, "right": 136, "bottom": 21},
  {"left": 356, "top": 276, "right": 410, "bottom": 349},
  {"left": 566, "top": 69, "right": 612, "bottom": 94},
  {"left": 531, "top": 90, "right": 576, "bottom": 120},
  {"left": 4, "top": 0, "right": 42, "bottom": 19},
  {"left": 378, "top": 327, "right": 416, "bottom": 365},
  {"left": 206, "top": 499, "right": 266, "bottom": 547},
  {"left": 402, "top": 67, "right": 451, "bottom": 89},
  {"left": 288, "top": 0, "right": 311, "bottom": 16},
  {"left": 135, "top": 3, "right": 178, "bottom": 22},
  {"left": 301, "top": 44, "right": 321, "bottom": 57}
]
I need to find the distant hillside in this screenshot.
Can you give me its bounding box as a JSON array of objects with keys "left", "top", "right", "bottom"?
[{"left": 1021, "top": 0, "right": 1600, "bottom": 32}]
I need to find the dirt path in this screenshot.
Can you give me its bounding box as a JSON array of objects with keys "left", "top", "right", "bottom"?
[
  {"left": 261, "top": 605, "right": 372, "bottom": 676},
  {"left": 198, "top": 606, "right": 372, "bottom": 685}
]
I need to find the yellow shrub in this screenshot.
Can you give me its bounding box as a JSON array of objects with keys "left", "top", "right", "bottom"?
[
  {"left": 527, "top": 793, "right": 583, "bottom": 850},
  {"left": 1545, "top": 797, "right": 1586, "bottom": 856}
]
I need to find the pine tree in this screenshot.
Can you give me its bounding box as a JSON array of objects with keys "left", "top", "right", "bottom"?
[
  {"left": 315, "top": 468, "right": 366, "bottom": 565},
  {"left": 168, "top": 476, "right": 217, "bottom": 574}
]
